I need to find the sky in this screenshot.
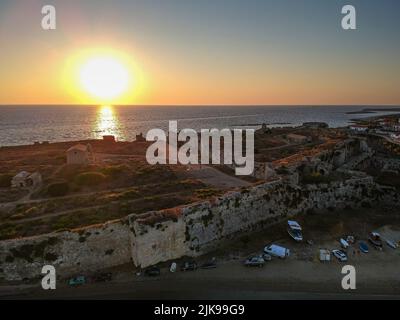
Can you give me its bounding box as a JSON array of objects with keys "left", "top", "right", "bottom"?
[{"left": 0, "top": 0, "right": 399, "bottom": 105}]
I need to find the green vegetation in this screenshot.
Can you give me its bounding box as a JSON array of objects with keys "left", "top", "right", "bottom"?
[
  {"left": 200, "top": 210, "right": 214, "bottom": 227},
  {"left": 276, "top": 166, "right": 289, "bottom": 175},
  {"left": 0, "top": 192, "right": 194, "bottom": 239},
  {"left": 0, "top": 154, "right": 209, "bottom": 240},
  {"left": 6, "top": 237, "right": 59, "bottom": 263},
  {"left": 376, "top": 172, "right": 400, "bottom": 188},
  {"left": 195, "top": 188, "right": 221, "bottom": 199},
  {"left": 0, "top": 223, "right": 19, "bottom": 240},
  {"left": 100, "top": 164, "right": 129, "bottom": 177},
  {"left": 118, "top": 189, "right": 140, "bottom": 200},
  {"left": 105, "top": 249, "right": 114, "bottom": 255},
  {"left": 302, "top": 172, "right": 337, "bottom": 185},
  {"left": 47, "top": 181, "right": 69, "bottom": 197},
  {"left": 9, "top": 213, "right": 25, "bottom": 220},
  {"left": 74, "top": 172, "right": 107, "bottom": 186},
  {"left": 0, "top": 173, "right": 12, "bottom": 188}
]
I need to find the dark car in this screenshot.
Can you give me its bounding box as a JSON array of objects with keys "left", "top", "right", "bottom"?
[
  {"left": 144, "top": 266, "right": 161, "bottom": 277},
  {"left": 181, "top": 261, "right": 198, "bottom": 271},
  {"left": 68, "top": 275, "right": 86, "bottom": 286},
  {"left": 200, "top": 260, "right": 217, "bottom": 269},
  {"left": 244, "top": 256, "right": 265, "bottom": 267},
  {"left": 92, "top": 272, "right": 112, "bottom": 282}
]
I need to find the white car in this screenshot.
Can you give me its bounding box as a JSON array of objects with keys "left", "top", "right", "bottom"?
[{"left": 332, "top": 249, "right": 348, "bottom": 262}]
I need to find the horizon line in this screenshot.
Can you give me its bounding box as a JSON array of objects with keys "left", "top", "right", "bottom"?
[{"left": 1, "top": 104, "right": 400, "bottom": 107}]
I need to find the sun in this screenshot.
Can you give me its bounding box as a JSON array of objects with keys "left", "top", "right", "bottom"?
[{"left": 79, "top": 56, "right": 130, "bottom": 101}]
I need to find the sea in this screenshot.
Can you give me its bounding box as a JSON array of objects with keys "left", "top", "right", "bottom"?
[{"left": 0, "top": 105, "right": 399, "bottom": 147}]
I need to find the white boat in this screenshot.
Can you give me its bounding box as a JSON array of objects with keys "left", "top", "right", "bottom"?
[
  {"left": 386, "top": 239, "right": 398, "bottom": 249},
  {"left": 287, "top": 220, "right": 303, "bottom": 242},
  {"left": 369, "top": 232, "right": 383, "bottom": 249},
  {"left": 340, "top": 238, "right": 349, "bottom": 249}
]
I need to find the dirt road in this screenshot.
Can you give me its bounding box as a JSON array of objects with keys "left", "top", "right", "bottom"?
[
  {"left": 2, "top": 251, "right": 400, "bottom": 300},
  {"left": 184, "top": 165, "right": 251, "bottom": 189}
]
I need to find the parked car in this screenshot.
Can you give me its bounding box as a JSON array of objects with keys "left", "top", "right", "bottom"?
[
  {"left": 262, "top": 253, "right": 272, "bottom": 261},
  {"left": 244, "top": 256, "right": 265, "bottom": 267},
  {"left": 332, "top": 249, "right": 348, "bottom": 262},
  {"left": 287, "top": 220, "right": 303, "bottom": 242},
  {"left": 264, "top": 244, "right": 290, "bottom": 259},
  {"left": 68, "top": 275, "right": 86, "bottom": 286},
  {"left": 92, "top": 272, "right": 112, "bottom": 282},
  {"left": 200, "top": 260, "right": 217, "bottom": 269},
  {"left": 368, "top": 232, "right": 383, "bottom": 249},
  {"left": 181, "top": 261, "right": 198, "bottom": 271},
  {"left": 144, "top": 266, "right": 161, "bottom": 277}
]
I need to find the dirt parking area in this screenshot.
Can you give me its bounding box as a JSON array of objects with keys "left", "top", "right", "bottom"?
[{"left": 2, "top": 207, "right": 400, "bottom": 299}]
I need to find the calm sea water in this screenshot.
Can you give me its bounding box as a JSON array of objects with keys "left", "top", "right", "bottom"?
[{"left": 0, "top": 105, "right": 399, "bottom": 146}]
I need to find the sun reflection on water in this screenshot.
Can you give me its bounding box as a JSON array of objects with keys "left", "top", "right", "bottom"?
[{"left": 95, "top": 105, "right": 120, "bottom": 139}]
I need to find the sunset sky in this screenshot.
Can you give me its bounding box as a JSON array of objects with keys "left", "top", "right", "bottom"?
[{"left": 0, "top": 0, "right": 399, "bottom": 105}]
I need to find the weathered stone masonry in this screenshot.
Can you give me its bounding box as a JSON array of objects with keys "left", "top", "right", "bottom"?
[{"left": 1, "top": 175, "right": 398, "bottom": 281}]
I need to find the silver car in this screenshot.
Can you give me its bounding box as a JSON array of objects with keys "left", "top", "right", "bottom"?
[
  {"left": 244, "top": 256, "right": 265, "bottom": 267},
  {"left": 332, "top": 249, "right": 348, "bottom": 262}
]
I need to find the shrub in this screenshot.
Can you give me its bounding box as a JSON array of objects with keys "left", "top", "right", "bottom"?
[
  {"left": 101, "top": 165, "right": 129, "bottom": 177},
  {"left": 0, "top": 174, "right": 13, "bottom": 188},
  {"left": 119, "top": 189, "right": 140, "bottom": 200},
  {"left": 276, "top": 166, "right": 289, "bottom": 175},
  {"left": 302, "top": 172, "right": 335, "bottom": 185},
  {"left": 47, "top": 182, "right": 69, "bottom": 197},
  {"left": 376, "top": 172, "right": 400, "bottom": 188},
  {"left": 10, "top": 213, "right": 25, "bottom": 220},
  {"left": 195, "top": 188, "right": 220, "bottom": 199},
  {"left": 75, "top": 172, "right": 107, "bottom": 186},
  {"left": 24, "top": 206, "right": 40, "bottom": 216}
]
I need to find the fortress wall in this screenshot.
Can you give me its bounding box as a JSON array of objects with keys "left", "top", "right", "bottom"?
[
  {"left": 1, "top": 175, "right": 399, "bottom": 280},
  {"left": 130, "top": 175, "right": 391, "bottom": 268},
  {"left": 0, "top": 219, "right": 131, "bottom": 281}
]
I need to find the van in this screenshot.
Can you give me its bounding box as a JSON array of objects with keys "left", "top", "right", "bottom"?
[{"left": 263, "top": 244, "right": 290, "bottom": 259}]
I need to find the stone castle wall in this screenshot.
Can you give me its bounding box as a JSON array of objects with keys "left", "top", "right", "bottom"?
[
  {"left": 2, "top": 172, "right": 398, "bottom": 281},
  {"left": 0, "top": 220, "right": 131, "bottom": 281},
  {"left": 130, "top": 175, "right": 390, "bottom": 268}
]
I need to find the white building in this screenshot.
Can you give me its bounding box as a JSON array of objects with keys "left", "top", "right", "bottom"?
[
  {"left": 349, "top": 125, "right": 369, "bottom": 133},
  {"left": 11, "top": 171, "right": 42, "bottom": 189},
  {"left": 66, "top": 144, "right": 93, "bottom": 165},
  {"left": 286, "top": 133, "right": 309, "bottom": 144}
]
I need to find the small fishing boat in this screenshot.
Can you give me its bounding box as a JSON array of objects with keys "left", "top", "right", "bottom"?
[
  {"left": 287, "top": 220, "right": 303, "bottom": 242},
  {"left": 386, "top": 239, "right": 398, "bottom": 249},
  {"left": 359, "top": 242, "right": 369, "bottom": 253},
  {"left": 368, "top": 232, "right": 383, "bottom": 249},
  {"left": 340, "top": 238, "right": 349, "bottom": 249}
]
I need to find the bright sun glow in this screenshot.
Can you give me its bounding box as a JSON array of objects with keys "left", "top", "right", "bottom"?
[{"left": 80, "top": 57, "right": 130, "bottom": 100}]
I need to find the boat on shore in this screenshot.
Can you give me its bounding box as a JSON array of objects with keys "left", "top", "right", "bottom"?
[
  {"left": 287, "top": 220, "right": 303, "bottom": 242},
  {"left": 368, "top": 232, "right": 383, "bottom": 250}
]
